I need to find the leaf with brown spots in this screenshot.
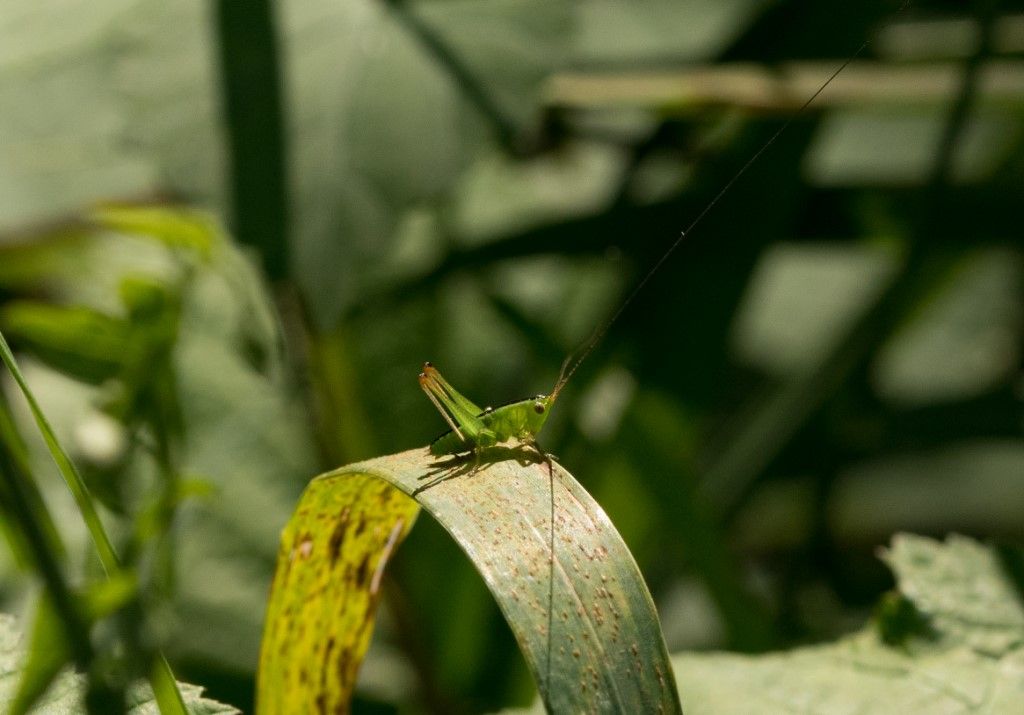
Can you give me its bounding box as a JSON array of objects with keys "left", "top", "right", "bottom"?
[{"left": 256, "top": 445, "right": 681, "bottom": 714}]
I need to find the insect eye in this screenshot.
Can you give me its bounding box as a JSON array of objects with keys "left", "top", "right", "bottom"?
[{"left": 533, "top": 402, "right": 545, "bottom": 414}]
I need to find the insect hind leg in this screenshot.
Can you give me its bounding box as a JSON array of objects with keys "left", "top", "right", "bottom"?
[{"left": 523, "top": 439, "right": 557, "bottom": 693}]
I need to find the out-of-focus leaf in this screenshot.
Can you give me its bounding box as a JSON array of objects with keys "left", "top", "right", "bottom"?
[
  {"left": 806, "top": 108, "right": 1023, "bottom": 186},
  {"left": 875, "top": 248, "right": 1022, "bottom": 404},
  {"left": 731, "top": 242, "right": 896, "bottom": 375},
  {"left": 451, "top": 142, "right": 626, "bottom": 243},
  {"left": 672, "top": 534, "right": 1024, "bottom": 714},
  {"left": 572, "top": 0, "right": 766, "bottom": 66},
  {"left": 882, "top": 533, "right": 1024, "bottom": 655},
  {"left": 0, "top": 328, "right": 120, "bottom": 573},
  {"left": 0, "top": 390, "right": 65, "bottom": 570},
  {"left": 9, "top": 568, "right": 137, "bottom": 715},
  {"left": 733, "top": 244, "right": 1021, "bottom": 404},
  {"left": 258, "top": 448, "right": 681, "bottom": 714},
  {"left": 169, "top": 273, "right": 316, "bottom": 670},
  {"left": 80, "top": 572, "right": 138, "bottom": 621},
  {"left": 1, "top": 324, "right": 191, "bottom": 714},
  {"left": 829, "top": 441, "right": 1024, "bottom": 541},
  {"left": 414, "top": 0, "right": 571, "bottom": 127},
  {"left": 8, "top": 599, "right": 68, "bottom": 715},
  {"left": 675, "top": 634, "right": 1024, "bottom": 713},
  {"left": 0, "top": 613, "right": 239, "bottom": 714},
  {"left": 0, "top": 0, "right": 575, "bottom": 323},
  {"left": 1, "top": 303, "right": 133, "bottom": 384},
  {"left": 1, "top": 210, "right": 317, "bottom": 676},
  {"left": 876, "top": 15, "right": 1024, "bottom": 60},
  {"left": 92, "top": 206, "right": 216, "bottom": 260}
]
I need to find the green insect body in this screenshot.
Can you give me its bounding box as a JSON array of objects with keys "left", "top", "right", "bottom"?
[
  {"left": 418, "top": 21, "right": 870, "bottom": 460},
  {"left": 419, "top": 362, "right": 557, "bottom": 457}
]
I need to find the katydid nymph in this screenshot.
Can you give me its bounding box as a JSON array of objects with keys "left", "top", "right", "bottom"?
[
  {"left": 415, "top": 13, "right": 890, "bottom": 704},
  {"left": 419, "top": 361, "right": 563, "bottom": 458},
  {"left": 417, "top": 27, "right": 877, "bottom": 458}
]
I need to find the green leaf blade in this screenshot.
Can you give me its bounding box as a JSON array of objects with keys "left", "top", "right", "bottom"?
[
  {"left": 257, "top": 447, "right": 681, "bottom": 714},
  {"left": 0, "top": 329, "right": 120, "bottom": 574}
]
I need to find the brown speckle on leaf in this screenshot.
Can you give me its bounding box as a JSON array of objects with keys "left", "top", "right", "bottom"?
[{"left": 327, "top": 522, "right": 346, "bottom": 565}]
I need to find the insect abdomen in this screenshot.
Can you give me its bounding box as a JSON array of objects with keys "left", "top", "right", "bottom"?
[
  {"left": 429, "top": 400, "right": 534, "bottom": 456},
  {"left": 430, "top": 430, "right": 470, "bottom": 456}
]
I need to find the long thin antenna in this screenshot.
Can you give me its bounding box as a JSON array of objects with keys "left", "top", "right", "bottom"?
[{"left": 552, "top": 23, "right": 898, "bottom": 398}]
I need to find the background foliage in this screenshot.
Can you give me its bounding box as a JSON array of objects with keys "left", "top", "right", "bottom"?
[{"left": 0, "top": 0, "right": 1022, "bottom": 712}]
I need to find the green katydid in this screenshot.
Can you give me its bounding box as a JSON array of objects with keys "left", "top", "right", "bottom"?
[
  {"left": 414, "top": 42, "right": 874, "bottom": 701},
  {"left": 419, "top": 361, "right": 564, "bottom": 458},
  {"left": 418, "top": 47, "right": 869, "bottom": 457},
  {"left": 414, "top": 21, "right": 888, "bottom": 705}
]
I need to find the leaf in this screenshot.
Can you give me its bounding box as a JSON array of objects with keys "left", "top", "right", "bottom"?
[
  {"left": 0, "top": 210, "right": 317, "bottom": 675},
  {"left": 572, "top": 0, "right": 765, "bottom": 65},
  {"left": 93, "top": 206, "right": 216, "bottom": 260},
  {"left": 4, "top": 572, "right": 137, "bottom": 715},
  {"left": 7, "top": 599, "right": 69, "bottom": 715},
  {"left": 672, "top": 534, "right": 1024, "bottom": 714},
  {"left": 0, "top": 0, "right": 573, "bottom": 323},
  {"left": 1, "top": 324, "right": 194, "bottom": 714},
  {"left": 882, "top": 533, "right": 1024, "bottom": 656},
  {"left": 257, "top": 473, "right": 419, "bottom": 714},
  {"left": 258, "top": 447, "right": 681, "bottom": 714},
  {"left": 0, "top": 327, "right": 120, "bottom": 574},
  {"left": 0, "top": 303, "right": 134, "bottom": 384},
  {"left": 0, "top": 613, "right": 238, "bottom": 714}
]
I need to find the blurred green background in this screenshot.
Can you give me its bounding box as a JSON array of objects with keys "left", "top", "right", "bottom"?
[{"left": 1, "top": 0, "right": 1022, "bottom": 712}]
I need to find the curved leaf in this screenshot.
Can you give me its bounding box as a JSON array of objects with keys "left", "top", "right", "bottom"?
[{"left": 257, "top": 446, "right": 681, "bottom": 713}]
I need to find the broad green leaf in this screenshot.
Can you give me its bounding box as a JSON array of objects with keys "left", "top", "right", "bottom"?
[
  {"left": 258, "top": 447, "right": 681, "bottom": 714},
  {"left": 0, "top": 0, "right": 573, "bottom": 323},
  {"left": 675, "top": 634, "right": 1024, "bottom": 714},
  {"left": 0, "top": 614, "right": 237, "bottom": 714},
  {"left": 882, "top": 533, "right": 1024, "bottom": 655},
  {"left": 673, "top": 534, "right": 1024, "bottom": 714}
]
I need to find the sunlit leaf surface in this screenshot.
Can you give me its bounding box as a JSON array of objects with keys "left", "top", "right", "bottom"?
[
  {"left": 673, "top": 534, "right": 1024, "bottom": 713},
  {"left": 258, "top": 447, "right": 681, "bottom": 714}
]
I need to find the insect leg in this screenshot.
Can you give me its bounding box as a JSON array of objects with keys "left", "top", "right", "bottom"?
[
  {"left": 525, "top": 439, "right": 557, "bottom": 693},
  {"left": 422, "top": 363, "right": 483, "bottom": 416},
  {"left": 419, "top": 368, "right": 490, "bottom": 444}
]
